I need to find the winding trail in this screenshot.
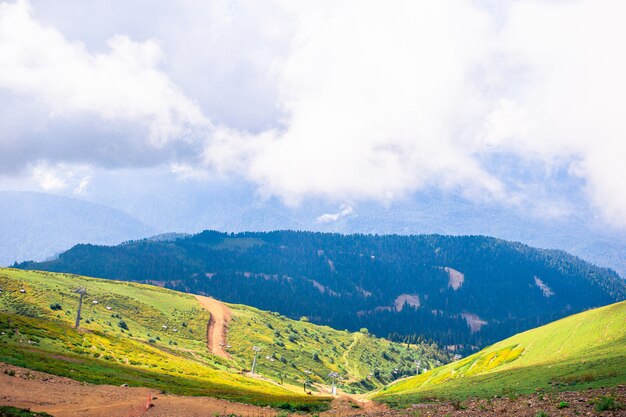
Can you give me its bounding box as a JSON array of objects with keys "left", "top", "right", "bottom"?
[
  {"left": 194, "top": 295, "right": 231, "bottom": 359},
  {"left": 341, "top": 332, "right": 362, "bottom": 380}
]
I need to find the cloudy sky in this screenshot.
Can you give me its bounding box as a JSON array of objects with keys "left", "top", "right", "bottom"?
[{"left": 1, "top": 0, "right": 626, "bottom": 231}]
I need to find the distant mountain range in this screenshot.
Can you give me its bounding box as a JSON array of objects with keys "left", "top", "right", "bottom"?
[
  {"left": 0, "top": 191, "right": 154, "bottom": 266},
  {"left": 18, "top": 230, "right": 626, "bottom": 352},
  {"left": 3, "top": 189, "right": 626, "bottom": 280}
]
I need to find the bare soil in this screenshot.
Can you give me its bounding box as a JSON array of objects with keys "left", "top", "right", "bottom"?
[
  {"left": 1, "top": 362, "right": 624, "bottom": 417},
  {"left": 0, "top": 363, "right": 274, "bottom": 417},
  {"left": 194, "top": 295, "right": 232, "bottom": 359}
]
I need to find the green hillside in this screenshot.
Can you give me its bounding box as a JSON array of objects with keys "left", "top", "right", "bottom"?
[
  {"left": 226, "top": 304, "right": 446, "bottom": 393},
  {"left": 20, "top": 231, "right": 625, "bottom": 352},
  {"left": 373, "top": 300, "right": 626, "bottom": 406},
  {"left": 0, "top": 268, "right": 442, "bottom": 409},
  {"left": 0, "top": 268, "right": 326, "bottom": 410}
]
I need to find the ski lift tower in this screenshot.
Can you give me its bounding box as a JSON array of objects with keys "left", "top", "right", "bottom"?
[
  {"left": 251, "top": 346, "right": 261, "bottom": 374},
  {"left": 74, "top": 287, "right": 87, "bottom": 329},
  {"left": 328, "top": 372, "right": 339, "bottom": 395}
]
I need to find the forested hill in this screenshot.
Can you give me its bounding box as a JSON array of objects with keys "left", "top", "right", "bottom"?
[{"left": 17, "top": 231, "right": 626, "bottom": 351}]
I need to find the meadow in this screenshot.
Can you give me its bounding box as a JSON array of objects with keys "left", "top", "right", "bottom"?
[
  {"left": 0, "top": 268, "right": 440, "bottom": 409},
  {"left": 373, "top": 300, "right": 626, "bottom": 406},
  {"left": 0, "top": 268, "right": 328, "bottom": 410},
  {"left": 226, "top": 303, "right": 445, "bottom": 393}
]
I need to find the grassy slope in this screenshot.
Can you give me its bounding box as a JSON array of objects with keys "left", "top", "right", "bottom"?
[
  {"left": 226, "top": 304, "right": 445, "bottom": 393},
  {"left": 0, "top": 268, "right": 327, "bottom": 410},
  {"left": 373, "top": 300, "right": 626, "bottom": 406},
  {"left": 0, "top": 268, "right": 443, "bottom": 406}
]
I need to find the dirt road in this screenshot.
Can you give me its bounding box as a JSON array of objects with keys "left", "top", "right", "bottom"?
[{"left": 194, "top": 295, "right": 232, "bottom": 359}]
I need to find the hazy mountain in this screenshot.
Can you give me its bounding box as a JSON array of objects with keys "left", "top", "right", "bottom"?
[
  {"left": 82, "top": 177, "right": 626, "bottom": 278},
  {"left": 0, "top": 191, "right": 154, "bottom": 266},
  {"left": 19, "top": 230, "right": 626, "bottom": 351}
]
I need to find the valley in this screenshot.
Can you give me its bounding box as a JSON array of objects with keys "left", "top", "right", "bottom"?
[
  {"left": 1, "top": 234, "right": 625, "bottom": 416},
  {"left": 18, "top": 231, "right": 626, "bottom": 353},
  {"left": 0, "top": 268, "right": 442, "bottom": 408}
]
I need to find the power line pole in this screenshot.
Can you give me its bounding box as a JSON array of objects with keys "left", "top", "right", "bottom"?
[
  {"left": 328, "top": 372, "right": 339, "bottom": 395},
  {"left": 251, "top": 346, "right": 261, "bottom": 374},
  {"left": 74, "top": 287, "right": 87, "bottom": 329}
]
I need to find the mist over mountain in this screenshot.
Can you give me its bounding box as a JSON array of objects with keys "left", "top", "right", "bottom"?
[
  {"left": 0, "top": 191, "right": 154, "bottom": 266},
  {"left": 3, "top": 184, "right": 624, "bottom": 281},
  {"left": 81, "top": 177, "right": 626, "bottom": 278}
]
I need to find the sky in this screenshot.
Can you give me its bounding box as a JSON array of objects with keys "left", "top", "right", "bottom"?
[{"left": 1, "top": 0, "right": 626, "bottom": 232}]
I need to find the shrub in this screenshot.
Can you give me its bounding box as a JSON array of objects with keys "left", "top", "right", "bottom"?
[
  {"left": 594, "top": 396, "right": 622, "bottom": 412},
  {"left": 0, "top": 406, "right": 54, "bottom": 416},
  {"left": 557, "top": 401, "right": 569, "bottom": 409},
  {"left": 117, "top": 320, "right": 129, "bottom": 330},
  {"left": 451, "top": 399, "right": 465, "bottom": 410},
  {"left": 49, "top": 303, "right": 62, "bottom": 311}
]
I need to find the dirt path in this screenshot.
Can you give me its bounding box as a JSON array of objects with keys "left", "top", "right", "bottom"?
[
  {"left": 194, "top": 295, "right": 232, "bottom": 359},
  {"left": 0, "top": 363, "right": 274, "bottom": 417},
  {"left": 321, "top": 396, "right": 390, "bottom": 416}
]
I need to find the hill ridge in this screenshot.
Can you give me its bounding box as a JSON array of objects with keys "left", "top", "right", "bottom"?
[{"left": 17, "top": 230, "right": 626, "bottom": 351}]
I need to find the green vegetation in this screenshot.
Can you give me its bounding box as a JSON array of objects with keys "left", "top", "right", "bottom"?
[
  {"left": 0, "top": 268, "right": 328, "bottom": 410},
  {"left": 18, "top": 230, "right": 626, "bottom": 351},
  {"left": 0, "top": 268, "right": 442, "bottom": 408},
  {"left": 373, "top": 300, "right": 626, "bottom": 406},
  {"left": 593, "top": 395, "right": 623, "bottom": 412},
  {"left": 0, "top": 406, "right": 54, "bottom": 417},
  {"left": 226, "top": 303, "right": 444, "bottom": 393}
]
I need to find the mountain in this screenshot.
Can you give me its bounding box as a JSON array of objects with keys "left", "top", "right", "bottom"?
[
  {"left": 0, "top": 268, "right": 443, "bottom": 408},
  {"left": 81, "top": 177, "right": 626, "bottom": 277},
  {"left": 0, "top": 191, "right": 154, "bottom": 266},
  {"left": 373, "top": 300, "right": 626, "bottom": 406},
  {"left": 17, "top": 231, "right": 626, "bottom": 351}
]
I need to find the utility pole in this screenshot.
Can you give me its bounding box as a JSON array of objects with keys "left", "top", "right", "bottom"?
[
  {"left": 251, "top": 346, "right": 261, "bottom": 374},
  {"left": 74, "top": 287, "right": 87, "bottom": 329},
  {"left": 328, "top": 372, "right": 339, "bottom": 395}
]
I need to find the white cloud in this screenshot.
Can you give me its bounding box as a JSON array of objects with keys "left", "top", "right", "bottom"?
[
  {"left": 3, "top": 0, "right": 626, "bottom": 229},
  {"left": 202, "top": 0, "right": 626, "bottom": 227},
  {"left": 0, "top": 0, "right": 209, "bottom": 146},
  {"left": 30, "top": 162, "right": 91, "bottom": 194},
  {"left": 480, "top": 0, "right": 626, "bottom": 225},
  {"left": 317, "top": 205, "right": 354, "bottom": 223},
  {"left": 204, "top": 0, "right": 507, "bottom": 205}
]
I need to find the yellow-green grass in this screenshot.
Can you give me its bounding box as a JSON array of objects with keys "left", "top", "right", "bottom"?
[
  {"left": 225, "top": 304, "right": 442, "bottom": 393},
  {"left": 373, "top": 300, "right": 626, "bottom": 406},
  {"left": 0, "top": 268, "right": 328, "bottom": 410}
]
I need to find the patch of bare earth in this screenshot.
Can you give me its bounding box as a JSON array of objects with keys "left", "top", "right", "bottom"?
[
  {"left": 399, "top": 386, "right": 626, "bottom": 417},
  {"left": 0, "top": 363, "right": 275, "bottom": 417},
  {"left": 194, "top": 295, "right": 232, "bottom": 359}
]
